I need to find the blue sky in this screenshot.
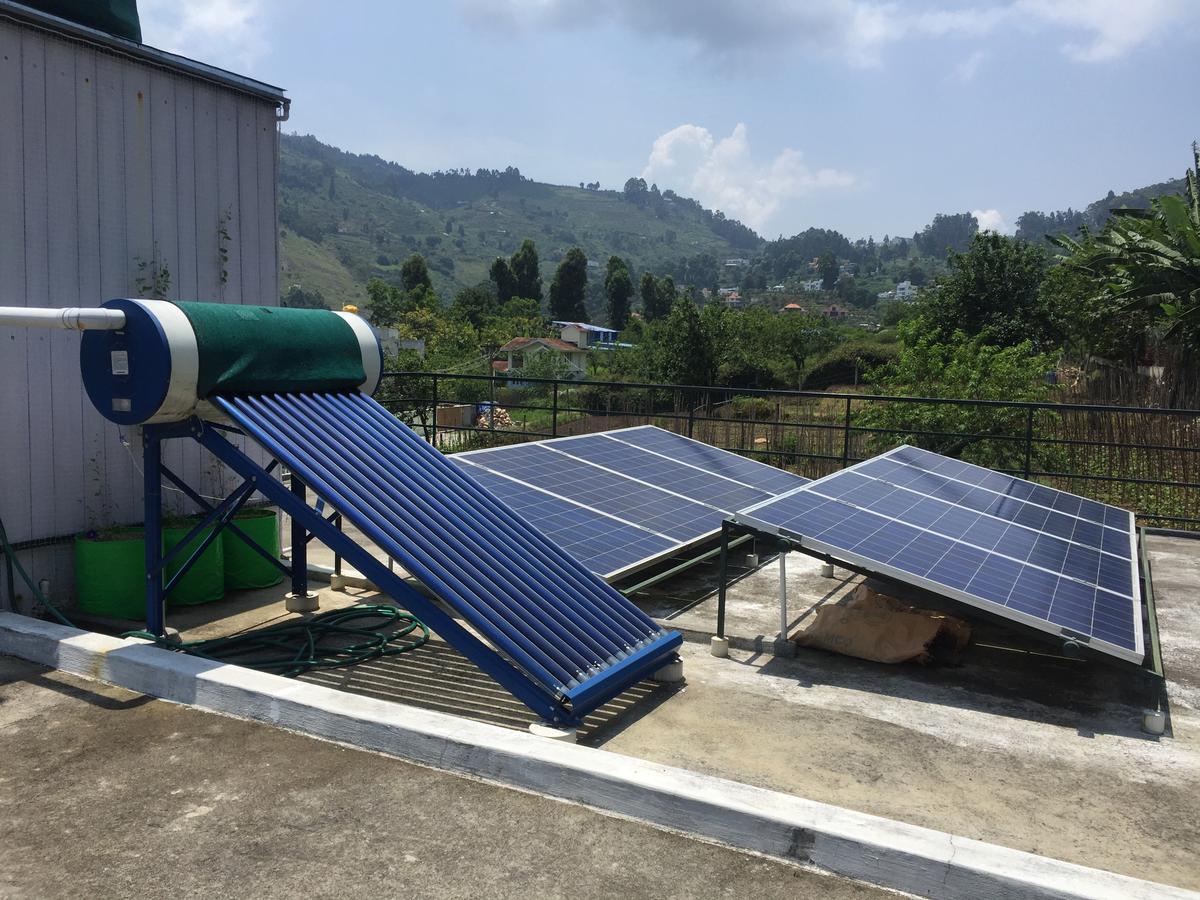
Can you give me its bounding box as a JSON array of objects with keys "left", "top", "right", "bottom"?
[{"left": 139, "top": 1, "right": 1199, "bottom": 241}]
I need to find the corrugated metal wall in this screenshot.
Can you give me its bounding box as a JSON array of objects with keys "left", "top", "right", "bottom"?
[{"left": 0, "top": 17, "right": 281, "bottom": 608}]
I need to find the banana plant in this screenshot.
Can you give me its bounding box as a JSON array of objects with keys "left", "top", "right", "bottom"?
[{"left": 1052, "top": 144, "right": 1200, "bottom": 347}]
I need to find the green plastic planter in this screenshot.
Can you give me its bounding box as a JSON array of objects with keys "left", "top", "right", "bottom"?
[
  {"left": 222, "top": 508, "right": 282, "bottom": 590},
  {"left": 74, "top": 527, "right": 148, "bottom": 620},
  {"left": 164, "top": 518, "right": 225, "bottom": 606}
]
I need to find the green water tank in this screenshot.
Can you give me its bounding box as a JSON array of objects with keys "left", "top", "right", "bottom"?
[
  {"left": 164, "top": 519, "right": 225, "bottom": 606},
  {"left": 222, "top": 508, "right": 283, "bottom": 590}
]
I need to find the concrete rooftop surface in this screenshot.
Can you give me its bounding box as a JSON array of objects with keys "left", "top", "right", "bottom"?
[
  {"left": 7, "top": 532, "right": 1197, "bottom": 896},
  {"left": 0, "top": 655, "right": 895, "bottom": 900}
]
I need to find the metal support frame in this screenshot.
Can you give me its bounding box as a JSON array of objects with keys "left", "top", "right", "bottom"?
[
  {"left": 143, "top": 429, "right": 165, "bottom": 637},
  {"left": 716, "top": 521, "right": 730, "bottom": 639},
  {"left": 141, "top": 422, "right": 292, "bottom": 638},
  {"left": 729, "top": 508, "right": 1160, "bottom": 676},
  {"left": 619, "top": 533, "right": 753, "bottom": 596},
  {"left": 778, "top": 547, "right": 788, "bottom": 640},
  {"left": 1137, "top": 527, "right": 1169, "bottom": 728},
  {"left": 290, "top": 472, "right": 309, "bottom": 597}
]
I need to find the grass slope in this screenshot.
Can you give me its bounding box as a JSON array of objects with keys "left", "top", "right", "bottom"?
[{"left": 278, "top": 133, "right": 758, "bottom": 309}]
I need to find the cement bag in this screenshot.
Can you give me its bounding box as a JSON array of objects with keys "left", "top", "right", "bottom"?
[{"left": 792, "top": 584, "right": 971, "bottom": 665}]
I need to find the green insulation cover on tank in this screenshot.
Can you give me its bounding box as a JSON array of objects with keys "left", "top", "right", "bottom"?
[{"left": 175, "top": 302, "right": 366, "bottom": 397}]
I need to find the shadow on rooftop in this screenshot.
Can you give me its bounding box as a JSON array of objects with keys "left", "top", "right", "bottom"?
[
  {"left": 754, "top": 607, "right": 1168, "bottom": 742},
  {"left": 299, "top": 635, "right": 678, "bottom": 744}
]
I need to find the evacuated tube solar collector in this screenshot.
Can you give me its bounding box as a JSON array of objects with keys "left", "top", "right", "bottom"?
[{"left": 0, "top": 299, "right": 683, "bottom": 729}]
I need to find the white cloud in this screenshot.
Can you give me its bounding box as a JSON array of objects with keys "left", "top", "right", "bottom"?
[
  {"left": 972, "top": 208, "right": 1013, "bottom": 234},
  {"left": 1013, "top": 0, "right": 1186, "bottom": 63},
  {"left": 460, "top": 0, "right": 1189, "bottom": 66},
  {"left": 138, "top": 0, "right": 272, "bottom": 72},
  {"left": 953, "top": 49, "right": 988, "bottom": 82},
  {"left": 642, "top": 124, "right": 855, "bottom": 232}
]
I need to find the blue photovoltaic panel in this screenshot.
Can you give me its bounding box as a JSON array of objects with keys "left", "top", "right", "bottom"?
[
  {"left": 456, "top": 442, "right": 725, "bottom": 543},
  {"left": 454, "top": 427, "right": 809, "bottom": 579},
  {"left": 456, "top": 461, "right": 678, "bottom": 578},
  {"left": 605, "top": 426, "right": 808, "bottom": 495},
  {"left": 735, "top": 445, "right": 1142, "bottom": 663},
  {"left": 543, "top": 434, "right": 772, "bottom": 513}
]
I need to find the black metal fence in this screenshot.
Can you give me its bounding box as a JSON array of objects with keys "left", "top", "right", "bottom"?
[{"left": 376, "top": 371, "right": 1200, "bottom": 529}]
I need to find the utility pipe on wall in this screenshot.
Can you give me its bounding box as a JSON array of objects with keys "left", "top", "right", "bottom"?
[{"left": 0, "top": 307, "right": 126, "bottom": 330}]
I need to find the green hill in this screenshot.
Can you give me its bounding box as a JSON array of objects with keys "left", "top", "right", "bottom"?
[
  {"left": 277, "top": 133, "right": 761, "bottom": 311},
  {"left": 1015, "top": 175, "right": 1189, "bottom": 243}
]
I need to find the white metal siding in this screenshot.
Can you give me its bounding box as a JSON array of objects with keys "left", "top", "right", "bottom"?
[{"left": 0, "top": 18, "right": 281, "bottom": 608}]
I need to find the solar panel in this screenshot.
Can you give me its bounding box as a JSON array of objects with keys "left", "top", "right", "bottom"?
[
  {"left": 453, "top": 426, "right": 810, "bottom": 579},
  {"left": 605, "top": 426, "right": 807, "bottom": 495},
  {"left": 455, "top": 460, "right": 679, "bottom": 577},
  {"left": 734, "top": 445, "right": 1143, "bottom": 663}
]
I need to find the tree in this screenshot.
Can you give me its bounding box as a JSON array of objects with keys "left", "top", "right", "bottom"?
[
  {"left": 365, "top": 278, "right": 405, "bottom": 327},
  {"left": 643, "top": 275, "right": 675, "bottom": 322},
  {"left": 623, "top": 177, "right": 648, "bottom": 206},
  {"left": 1052, "top": 145, "right": 1200, "bottom": 350},
  {"left": 549, "top": 247, "right": 588, "bottom": 321},
  {"left": 400, "top": 253, "right": 433, "bottom": 293},
  {"left": 450, "top": 283, "right": 498, "bottom": 331},
  {"left": 281, "top": 284, "right": 326, "bottom": 309},
  {"left": 818, "top": 251, "right": 839, "bottom": 290},
  {"left": 639, "top": 272, "right": 657, "bottom": 321},
  {"left": 919, "top": 232, "right": 1058, "bottom": 350},
  {"left": 604, "top": 256, "right": 633, "bottom": 330},
  {"left": 915, "top": 212, "right": 979, "bottom": 256},
  {"left": 489, "top": 257, "right": 518, "bottom": 304},
  {"left": 509, "top": 239, "right": 543, "bottom": 305},
  {"left": 653, "top": 296, "right": 715, "bottom": 386},
  {"left": 858, "top": 318, "right": 1059, "bottom": 471}
]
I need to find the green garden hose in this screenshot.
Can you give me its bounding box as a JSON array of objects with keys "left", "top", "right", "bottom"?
[{"left": 125, "top": 604, "right": 430, "bottom": 677}]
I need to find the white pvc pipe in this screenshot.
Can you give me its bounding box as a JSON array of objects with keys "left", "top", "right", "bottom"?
[{"left": 0, "top": 306, "right": 126, "bottom": 330}]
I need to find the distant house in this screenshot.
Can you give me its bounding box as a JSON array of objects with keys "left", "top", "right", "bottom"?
[
  {"left": 495, "top": 337, "right": 589, "bottom": 381},
  {"left": 800, "top": 278, "right": 824, "bottom": 292},
  {"left": 717, "top": 286, "right": 738, "bottom": 297},
  {"left": 895, "top": 280, "right": 917, "bottom": 300},
  {"left": 824, "top": 304, "right": 847, "bottom": 319},
  {"left": 723, "top": 258, "right": 750, "bottom": 268},
  {"left": 780, "top": 302, "right": 804, "bottom": 314},
  {"left": 553, "top": 321, "right": 619, "bottom": 348},
  {"left": 724, "top": 292, "right": 745, "bottom": 310},
  {"left": 768, "top": 283, "right": 786, "bottom": 293},
  {"left": 376, "top": 327, "right": 425, "bottom": 359}
]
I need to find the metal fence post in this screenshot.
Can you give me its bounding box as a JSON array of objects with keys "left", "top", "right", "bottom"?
[
  {"left": 489, "top": 374, "right": 496, "bottom": 446},
  {"left": 429, "top": 373, "right": 439, "bottom": 447},
  {"left": 687, "top": 389, "right": 696, "bottom": 438},
  {"left": 552, "top": 379, "right": 560, "bottom": 437},
  {"left": 1023, "top": 406, "right": 1035, "bottom": 479},
  {"left": 841, "top": 396, "right": 853, "bottom": 469}
]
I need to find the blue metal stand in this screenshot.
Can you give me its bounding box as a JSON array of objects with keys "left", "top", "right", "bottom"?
[
  {"left": 143, "top": 428, "right": 165, "bottom": 637},
  {"left": 141, "top": 422, "right": 292, "bottom": 639},
  {"left": 290, "top": 471, "right": 308, "bottom": 597}
]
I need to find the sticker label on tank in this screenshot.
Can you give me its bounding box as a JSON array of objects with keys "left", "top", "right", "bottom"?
[
  {"left": 110, "top": 350, "right": 130, "bottom": 376},
  {"left": 112, "top": 398, "right": 131, "bottom": 412}
]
